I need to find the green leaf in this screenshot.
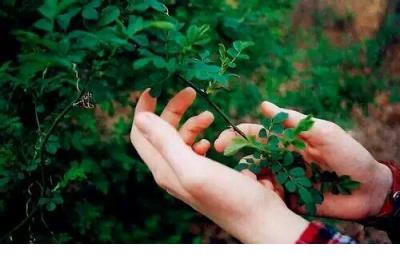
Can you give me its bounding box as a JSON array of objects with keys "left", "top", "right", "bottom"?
[
  {"left": 38, "top": 198, "right": 49, "bottom": 206},
  {"left": 295, "top": 177, "right": 312, "bottom": 187},
  {"left": 321, "top": 182, "right": 331, "bottom": 193},
  {"left": 294, "top": 115, "right": 314, "bottom": 134},
  {"left": 235, "top": 163, "right": 248, "bottom": 171},
  {"left": 82, "top": 6, "right": 98, "bottom": 20},
  {"left": 292, "top": 139, "right": 306, "bottom": 150},
  {"left": 98, "top": 5, "right": 120, "bottom": 26},
  {"left": 133, "top": 0, "right": 168, "bottom": 13},
  {"left": 224, "top": 138, "right": 250, "bottom": 156},
  {"left": 46, "top": 201, "right": 57, "bottom": 212},
  {"left": 249, "top": 164, "right": 261, "bottom": 174},
  {"left": 46, "top": 135, "right": 60, "bottom": 155},
  {"left": 283, "top": 129, "right": 295, "bottom": 140},
  {"left": 305, "top": 203, "right": 317, "bottom": 215},
  {"left": 60, "top": 162, "right": 87, "bottom": 188},
  {"left": 261, "top": 118, "right": 271, "bottom": 129},
  {"left": 298, "top": 187, "right": 313, "bottom": 204},
  {"left": 270, "top": 124, "right": 284, "bottom": 134},
  {"left": 338, "top": 176, "right": 360, "bottom": 193},
  {"left": 283, "top": 152, "right": 294, "bottom": 166},
  {"left": 258, "top": 128, "right": 267, "bottom": 138},
  {"left": 276, "top": 171, "right": 289, "bottom": 184},
  {"left": 57, "top": 7, "right": 81, "bottom": 30},
  {"left": 253, "top": 152, "right": 261, "bottom": 159},
  {"left": 149, "top": 21, "right": 176, "bottom": 31},
  {"left": 126, "top": 16, "right": 145, "bottom": 36},
  {"left": 87, "top": 0, "right": 102, "bottom": 9},
  {"left": 133, "top": 58, "right": 151, "bottom": 69},
  {"left": 285, "top": 181, "right": 297, "bottom": 193},
  {"left": 34, "top": 18, "right": 54, "bottom": 32},
  {"left": 232, "top": 41, "right": 254, "bottom": 52},
  {"left": 289, "top": 167, "right": 305, "bottom": 177},
  {"left": 271, "top": 163, "right": 281, "bottom": 172},
  {"left": 38, "top": 0, "right": 58, "bottom": 20},
  {"left": 272, "top": 112, "right": 289, "bottom": 124},
  {"left": 267, "top": 135, "right": 279, "bottom": 150}
]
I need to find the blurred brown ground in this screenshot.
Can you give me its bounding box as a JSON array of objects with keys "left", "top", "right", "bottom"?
[{"left": 294, "top": 0, "right": 400, "bottom": 165}]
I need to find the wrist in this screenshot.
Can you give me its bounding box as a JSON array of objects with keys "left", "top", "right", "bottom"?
[
  {"left": 241, "top": 196, "right": 309, "bottom": 243},
  {"left": 367, "top": 161, "right": 393, "bottom": 217}
]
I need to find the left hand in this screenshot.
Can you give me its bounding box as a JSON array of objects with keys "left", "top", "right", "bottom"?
[
  {"left": 214, "top": 101, "right": 392, "bottom": 220},
  {"left": 130, "top": 88, "right": 309, "bottom": 243}
]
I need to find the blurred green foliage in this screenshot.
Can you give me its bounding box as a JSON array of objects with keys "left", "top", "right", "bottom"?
[{"left": 0, "top": 0, "right": 398, "bottom": 243}]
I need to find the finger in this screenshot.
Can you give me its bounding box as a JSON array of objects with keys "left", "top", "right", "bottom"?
[
  {"left": 193, "top": 139, "right": 211, "bottom": 156},
  {"left": 289, "top": 191, "right": 369, "bottom": 220},
  {"left": 134, "top": 88, "right": 157, "bottom": 116},
  {"left": 135, "top": 112, "right": 195, "bottom": 174},
  {"left": 260, "top": 101, "right": 307, "bottom": 129},
  {"left": 259, "top": 179, "right": 275, "bottom": 191},
  {"left": 131, "top": 125, "right": 196, "bottom": 204},
  {"left": 241, "top": 169, "right": 257, "bottom": 181},
  {"left": 214, "top": 123, "right": 263, "bottom": 153},
  {"left": 179, "top": 111, "right": 214, "bottom": 145},
  {"left": 131, "top": 91, "right": 193, "bottom": 201},
  {"left": 160, "top": 87, "right": 196, "bottom": 128}
]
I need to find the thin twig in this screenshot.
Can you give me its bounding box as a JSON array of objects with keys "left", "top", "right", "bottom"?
[
  {"left": 177, "top": 74, "right": 248, "bottom": 140},
  {"left": 34, "top": 103, "right": 41, "bottom": 134}
]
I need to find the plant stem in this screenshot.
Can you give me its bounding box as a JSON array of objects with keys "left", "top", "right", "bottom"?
[
  {"left": 177, "top": 75, "right": 248, "bottom": 140},
  {"left": 37, "top": 90, "right": 84, "bottom": 164},
  {"left": 1, "top": 90, "right": 85, "bottom": 243}
]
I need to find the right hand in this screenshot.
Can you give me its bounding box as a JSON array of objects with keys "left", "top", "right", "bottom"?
[
  {"left": 131, "top": 89, "right": 309, "bottom": 243},
  {"left": 214, "top": 101, "right": 393, "bottom": 220}
]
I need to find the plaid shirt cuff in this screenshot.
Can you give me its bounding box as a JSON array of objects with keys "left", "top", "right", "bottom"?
[{"left": 296, "top": 221, "right": 357, "bottom": 244}]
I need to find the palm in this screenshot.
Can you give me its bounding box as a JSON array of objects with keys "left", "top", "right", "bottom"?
[
  {"left": 297, "top": 122, "right": 389, "bottom": 219},
  {"left": 131, "top": 88, "right": 214, "bottom": 203}
]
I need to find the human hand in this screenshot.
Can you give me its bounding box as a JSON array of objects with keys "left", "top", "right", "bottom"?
[
  {"left": 214, "top": 101, "right": 393, "bottom": 220},
  {"left": 131, "top": 89, "right": 309, "bottom": 243}
]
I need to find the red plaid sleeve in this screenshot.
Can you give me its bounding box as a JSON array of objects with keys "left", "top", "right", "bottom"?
[{"left": 296, "top": 221, "right": 357, "bottom": 244}]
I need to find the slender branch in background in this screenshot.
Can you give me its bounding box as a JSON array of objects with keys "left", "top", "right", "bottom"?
[
  {"left": 177, "top": 74, "right": 248, "bottom": 140},
  {"left": 34, "top": 103, "right": 41, "bottom": 134},
  {"left": 0, "top": 65, "right": 87, "bottom": 243},
  {"left": 72, "top": 63, "right": 81, "bottom": 92}
]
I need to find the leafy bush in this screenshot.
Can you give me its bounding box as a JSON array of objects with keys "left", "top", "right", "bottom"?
[{"left": 0, "top": 0, "right": 398, "bottom": 243}]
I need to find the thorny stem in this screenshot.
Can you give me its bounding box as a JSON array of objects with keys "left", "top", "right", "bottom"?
[{"left": 177, "top": 74, "right": 248, "bottom": 140}]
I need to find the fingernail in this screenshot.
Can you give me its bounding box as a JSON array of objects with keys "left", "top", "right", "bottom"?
[
  {"left": 184, "top": 87, "right": 196, "bottom": 94},
  {"left": 201, "top": 110, "right": 214, "bottom": 119},
  {"left": 145, "top": 88, "right": 156, "bottom": 99}
]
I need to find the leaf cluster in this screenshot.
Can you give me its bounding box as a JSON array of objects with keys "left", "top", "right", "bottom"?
[{"left": 225, "top": 112, "right": 360, "bottom": 213}]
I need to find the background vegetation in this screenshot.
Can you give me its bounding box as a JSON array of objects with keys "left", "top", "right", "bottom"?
[{"left": 0, "top": 0, "right": 399, "bottom": 243}]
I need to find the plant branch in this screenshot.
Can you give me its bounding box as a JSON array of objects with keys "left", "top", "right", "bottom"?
[
  {"left": 177, "top": 74, "right": 248, "bottom": 140},
  {"left": 1, "top": 79, "right": 85, "bottom": 243},
  {"left": 37, "top": 91, "right": 84, "bottom": 164}
]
